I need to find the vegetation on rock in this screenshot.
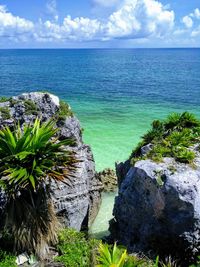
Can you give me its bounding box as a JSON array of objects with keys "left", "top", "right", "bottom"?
[
  {"left": 55, "top": 100, "right": 73, "bottom": 121},
  {"left": 0, "top": 97, "right": 10, "bottom": 103},
  {"left": 24, "top": 99, "right": 39, "bottom": 115},
  {"left": 0, "top": 118, "right": 77, "bottom": 259},
  {"left": 96, "top": 168, "right": 117, "bottom": 192},
  {"left": 0, "top": 107, "right": 11, "bottom": 120},
  {"left": 130, "top": 112, "right": 200, "bottom": 165}
]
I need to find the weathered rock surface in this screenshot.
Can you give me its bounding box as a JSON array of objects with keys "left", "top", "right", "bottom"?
[
  {"left": 96, "top": 168, "right": 118, "bottom": 192},
  {"left": 111, "top": 147, "right": 200, "bottom": 263},
  {"left": 0, "top": 92, "right": 103, "bottom": 230},
  {"left": 0, "top": 189, "right": 6, "bottom": 230}
]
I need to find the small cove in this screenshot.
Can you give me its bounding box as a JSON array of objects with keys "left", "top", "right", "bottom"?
[{"left": 89, "top": 191, "right": 117, "bottom": 239}]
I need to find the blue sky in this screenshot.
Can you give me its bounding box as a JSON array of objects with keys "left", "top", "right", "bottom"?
[{"left": 0, "top": 0, "right": 200, "bottom": 48}]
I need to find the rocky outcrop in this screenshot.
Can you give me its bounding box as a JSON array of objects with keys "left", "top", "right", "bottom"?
[
  {"left": 96, "top": 168, "right": 118, "bottom": 192},
  {"left": 111, "top": 147, "right": 200, "bottom": 264},
  {"left": 0, "top": 92, "right": 103, "bottom": 231}
]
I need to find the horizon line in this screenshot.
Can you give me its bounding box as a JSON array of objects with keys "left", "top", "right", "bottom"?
[{"left": 0, "top": 47, "right": 200, "bottom": 50}]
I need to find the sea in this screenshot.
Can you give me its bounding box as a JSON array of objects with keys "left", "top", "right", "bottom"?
[
  {"left": 0, "top": 48, "right": 200, "bottom": 170},
  {"left": 1, "top": 48, "right": 200, "bottom": 236}
]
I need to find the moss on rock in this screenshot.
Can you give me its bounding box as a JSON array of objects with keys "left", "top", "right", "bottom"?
[
  {"left": 0, "top": 107, "right": 11, "bottom": 120},
  {"left": 24, "top": 99, "right": 39, "bottom": 116},
  {"left": 55, "top": 100, "right": 73, "bottom": 122}
]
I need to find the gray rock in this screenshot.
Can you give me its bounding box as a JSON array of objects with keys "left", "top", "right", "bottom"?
[
  {"left": 0, "top": 92, "right": 102, "bottom": 231},
  {"left": 0, "top": 189, "right": 6, "bottom": 230},
  {"left": 140, "top": 143, "right": 153, "bottom": 156},
  {"left": 111, "top": 155, "right": 200, "bottom": 263},
  {"left": 115, "top": 159, "right": 131, "bottom": 187},
  {"left": 16, "top": 253, "right": 29, "bottom": 265}
]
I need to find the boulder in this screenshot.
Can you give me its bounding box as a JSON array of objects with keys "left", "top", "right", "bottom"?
[
  {"left": 0, "top": 92, "right": 103, "bottom": 231},
  {"left": 111, "top": 148, "right": 200, "bottom": 264}
]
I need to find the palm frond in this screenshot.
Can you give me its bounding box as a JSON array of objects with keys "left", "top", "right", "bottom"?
[{"left": 0, "top": 117, "right": 78, "bottom": 259}]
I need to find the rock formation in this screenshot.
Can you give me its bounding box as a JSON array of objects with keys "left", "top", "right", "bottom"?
[
  {"left": 0, "top": 92, "right": 103, "bottom": 231},
  {"left": 95, "top": 168, "right": 118, "bottom": 192},
  {"left": 111, "top": 146, "right": 200, "bottom": 264}
]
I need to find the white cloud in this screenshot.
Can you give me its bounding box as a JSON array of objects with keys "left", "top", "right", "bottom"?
[
  {"left": 180, "top": 7, "right": 200, "bottom": 40},
  {"left": 182, "top": 15, "right": 193, "bottom": 28},
  {"left": 37, "top": 0, "right": 174, "bottom": 42},
  {"left": 105, "top": 0, "right": 174, "bottom": 39},
  {"left": 35, "top": 16, "right": 102, "bottom": 41},
  {"left": 194, "top": 8, "right": 200, "bottom": 19},
  {"left": 190, "top": 8, "right": 200, "bottom": 19},
  {"left": 0, "top": 1, "right": 175, "bottom": 43},
  {"left": 191, "top": 26, "right": 200, "bottom": 37},
  {"left": 0, "top": 5, "right": 34, "bottom": 39}
]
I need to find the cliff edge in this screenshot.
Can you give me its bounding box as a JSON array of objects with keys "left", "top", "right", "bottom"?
[
  {"left": 0, "top": 92, "right": 103, "bottom": 231},
  {"left": 111, "top": 112, "right": 200, "bottom": 264}
]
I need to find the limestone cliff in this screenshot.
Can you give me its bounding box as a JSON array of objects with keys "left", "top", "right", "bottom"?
[{"left": 0, "top": 92, "right": 103, "bottom": 231}]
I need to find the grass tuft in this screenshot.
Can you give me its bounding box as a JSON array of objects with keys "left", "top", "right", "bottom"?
[
  {"left": 24, "top": 99, "right": 39, "bottom": 115},
  {"left": 0, "top": 107, "right": 11, "bottom": 120},
  {"left": 55, "top": 100, "right": 73, "bottom": 122}
]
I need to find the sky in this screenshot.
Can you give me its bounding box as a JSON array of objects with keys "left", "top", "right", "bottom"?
[{"left": 0, "top": 0, "right": 200, "bottom": 48}]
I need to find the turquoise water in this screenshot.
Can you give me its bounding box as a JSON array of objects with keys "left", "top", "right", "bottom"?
[
  {"left": 0, "top": 48, "right": 200, "bottom": 170},
  {"left": 89, "top": 191, "right": 117, "bottom": 238}
]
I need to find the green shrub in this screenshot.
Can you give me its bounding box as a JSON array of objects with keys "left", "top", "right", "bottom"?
[
  {"left": 0, "top": 107, "right": 11, "bottom": 120},
  {"left": 24, "top": 99, "right": 39, "bottom": 115},
  {"left": 55, "top": 228, "right": 99, "bottom": 267},
  {"left": 174, "top": 147, "right": 195, "bottom": 163},
  {"left": 0, "top": 97, "right": 10, "bottom": 103},
  {"left": 142, "top": 120, "right": 164, "bottom": 144},
  {"left": 165, "top": 112, "right": 200, "bottom": 131},
  {"left": 130, "top": 112, "right": 200, "bottom": 166},
  {"left": 55, "top": 101, "right": 73, "bottom": 122},
  {"left": 0, "top": 250, "right": 16, "bottom": 267},
  {"left": 96, "top": 242, "right": 160, "bottom": 267}
]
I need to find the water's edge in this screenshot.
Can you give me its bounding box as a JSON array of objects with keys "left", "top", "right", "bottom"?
[{"left": 89, "top": 191, "right": 117, "bottom": 238}]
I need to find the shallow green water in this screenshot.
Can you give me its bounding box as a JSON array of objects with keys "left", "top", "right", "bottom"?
[
  {"left": 89, "top": 192, "right": 117, "bottom": 239},
  {"left": 80, "top": 103, "right": 200, "bottom": 171}
]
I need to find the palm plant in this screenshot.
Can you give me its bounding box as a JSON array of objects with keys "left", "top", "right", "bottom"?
[
  {"left": 0, "top": 118, "right": 77, "bottom": 259},
  {"left": 164, "top": 112, "right": 200, "bottom": 132},
  {"left": 96, "top": 242, "right": 145, "bottom": 267},
  {"left": 131, "top": 112, "right": 200, "bottom": 165},
  {"left": 96, "top": 242, "right": 127, "bottom": 267}
]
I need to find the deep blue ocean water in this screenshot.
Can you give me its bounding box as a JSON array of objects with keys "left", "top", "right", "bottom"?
[{"left": 0, "top": 48, "right": 200, "bottom": 170}]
